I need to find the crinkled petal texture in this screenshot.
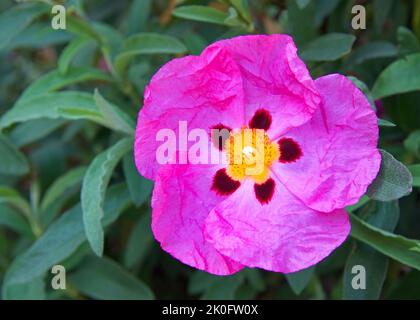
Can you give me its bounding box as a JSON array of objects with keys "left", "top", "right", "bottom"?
[
  {"left": 135, "top": 35, "right": 379, "bottom": 275},
  {"left": 272, "top": 74, "right": 381, "bottom": 212},
  {"left": 204, "top": 178, "right": 350, "bottom": 273},
  {"left": 135, "top": 45, "right": 245, "bottom": 180},
  {"left": 135, "top": 34, "right": 321, "bottom": 180},
  {"left": 152, "top": 162, "right": 243, "bottom": 275},
  {"left": 211, "top": 34, "right": 320, "bottom": 137}
]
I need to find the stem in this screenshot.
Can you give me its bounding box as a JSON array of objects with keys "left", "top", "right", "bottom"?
[
  {"left": 29, "top": 180, "right": 43, "bottom": 238},
  {"left": 29, "top": 219, "right": 43, "bottom": 238}
]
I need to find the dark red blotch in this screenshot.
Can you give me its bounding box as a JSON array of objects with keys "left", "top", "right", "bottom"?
[
  {"left": 211, "top": 168, "right": 240, "bottom": 196},
  {"left": 249, "top": 109, "right": 272, "bottom": 131},
  {"left": 254, "top": 178, "right": 275, "bottom": 205},
  {"left": 278, "top": 137, "right": 302, "bottom": 163}
]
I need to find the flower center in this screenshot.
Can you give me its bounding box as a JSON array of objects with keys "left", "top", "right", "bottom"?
[{"left": 224, "top": 128, "right": 279, "bottom": 184}]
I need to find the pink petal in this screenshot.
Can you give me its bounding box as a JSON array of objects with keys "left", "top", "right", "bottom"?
[
  {"left": 211, "top": 34, "right": 321, "bottom": 138},
  {"left": 135, "top": 45, "right": 245, "bottom": 180},
  {"left": 272, "top": 74, "right": 381, "bottom": 212},
  {"left": 204, "top": 178, "right": 350, "bottom": 273},
  {"left": 152, "top": 162, "right": 243, "bottom": 275}
]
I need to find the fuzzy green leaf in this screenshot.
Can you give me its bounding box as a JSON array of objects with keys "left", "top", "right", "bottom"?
[
  {"left": 114, "top": 33, "right": 186, "bottom": 77},
  {"left": 69, "top": 255, "right": 154, "bottom": 300},
  {"left": 82, "top": 138, "right": 133, "bottom": 256},
  {"left": 372, "top": 53, "right": 420, "bottom": 99},
  {"left": 0, "top": 134, "right": 30, "bottom": 176},
  {"left": 300, "top": 33, "right": 356, "bottom": 61},
  {"left": 172, "top": 5, "right": 228, "bottom": 25},
  {"left": 366, "top": 150, "right": 413, "bottom": 201}
]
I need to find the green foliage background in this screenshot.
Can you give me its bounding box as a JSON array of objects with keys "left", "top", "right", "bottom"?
[{"left": 0, "top": 0, "right": 419, "bottom": 300}]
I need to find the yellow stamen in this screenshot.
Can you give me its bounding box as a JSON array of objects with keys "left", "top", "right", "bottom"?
[{"left": 224, "top": 128, "right": 279, "bottom": 184}]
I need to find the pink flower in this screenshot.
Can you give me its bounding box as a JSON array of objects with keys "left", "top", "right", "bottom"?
[{"left": 134, "top": 35, "right": 381, "bottom": 275}]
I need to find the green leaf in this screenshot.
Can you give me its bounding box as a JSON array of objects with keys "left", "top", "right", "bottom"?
[
  {"left": 359, "top": 201, "right": 400, "bottom": 231},
  {"left": 188, "top": 269, "right": 258, "bottom": 298},
  {"left": 300, "top": 33, "right": 356, "bottom": 61},
  {"left": 387, "top": 92, "right": 420, "bottom": 131},
  {"left": 285, "top": 0, "right": 317, "bottom": 46},
  {"left": 0, "top": 3, "right": 48, "bottom": 51},
  {"left": 9, "top": 119, "right": 67, "bottom": 148},
  {"left": 94, "top": 89, "right": 135, "bottom": 135},
  {"left": 397, "top": 26, "right": 420, "bottom": 56},
  {"left": 0, "top": 204, "right": 32, "bottom": 236},
  {"left": 18, "top": 67, "right": 111, "bottom": 103},
  {"left": 93, "top": 22, "right": 124, "bottom": 63},
  {"left": 201, "top": 276, "right": 244, "bottom": 300},
  {"left": 0, "top": 134, "right": 30, "bottom": 176},
  {"left": 0, "top": 92, "right": 109, "bottom": 130},
  {"left": 2, "top": 23, "right": 72, "bottom": 52},
  {"left": 314, "top": 0, "right": 342, "bottom": 26},
  {"left": 224, "top": 7, "right": 245, "bottom": 28},
  {"left": 2, "top": 276, "right": 45, "bottom": 300},
  {"left": 343, "top": 201, "right": 399, "bottom": 299},
  {"left": 372, "top": 53, "right": 420, "bottom": 99},
  {"left": 366, "top": 149, "right": 413, "bottom": 201},
  {"left": 69, "top": 255, "right": 154, "bottom": 300},
  {"left": 172, "top": 5, "right": 229, "bottom": 25},
  {"left": 114, "top": 33, "right": 186, "bottom": 77},
  {"left": 378, "top": 118, "right": 396, "bottom": 127},
  {"left": 122, "top": 155, "right": 153, "bottom": 207},
  {"left": 244, "top": 269, "right": 266, "bottom": 292},
  {"left": 188, "top": 271, "right": 219, "bottom": 295},
  {"left": 285, "top": 266, "right": 315, "bottom": 295},
  {"left": 343, "top": 243, "right": 388, "bottom": 300},
  {"left": 230, "top": 0, "right": 252, "bottom": 23},
  {"left": 346, "top": 41, "right": 397, "bottom": 66},
  {"left": 404, "top": 130, "right": 420, "bottom": 158},
  {"left": 408, "top": 164, "right": 420, "bottom": 187},
  {"left": 0, "top": 186, "right": 31, "bottom": 216},
  {"left": 128, "top": 0, "right": 152, "bottom": 34},
  {"left": 182, "top": 32, "right": 208, "bottom": 55},
  {"left": 66, "top": 15, "right": 102, "bottom": 43},
  {"left": 2, "top": 184, "right": 130, "bottom": 292},
  {"left": 346, "top": 195, "right": 370, "bottom": 212},
  {"left": 123, "top": 212, "right": 153, "bottom": 269},
  {"left": 82, "top": 138, "right": 133, "bottom": 256},
  {"left": 201, "top": 273, "right": 245, "bottom": 300},
  {"left": 349, "top": 212, "right": 420, "bottom": 271},
  {"left": 41, "top": 166, "right": 87, "bottom": 214},
  {"left": 58, "top": 37, "right": 94, "bottom": 74}
]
